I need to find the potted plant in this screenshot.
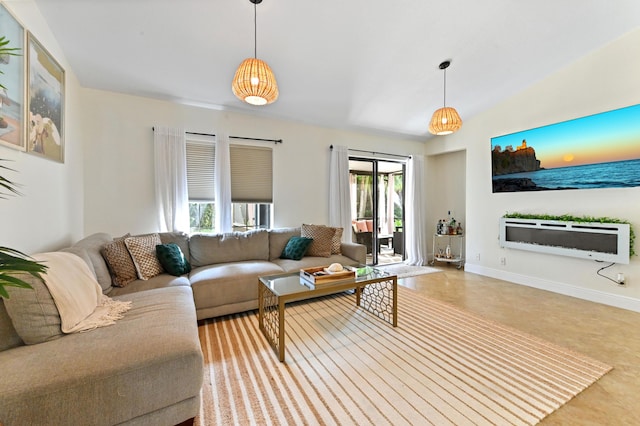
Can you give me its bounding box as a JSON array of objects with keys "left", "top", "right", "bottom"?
[
  {"left": 0, "top": 160, "right": 48, "bottom": 298},
  {"left": 0, "top": 37, "right": 47, "bottom": 298}
]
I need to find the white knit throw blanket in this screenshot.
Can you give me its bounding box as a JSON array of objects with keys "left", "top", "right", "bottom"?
[{"left": 34, "top": 252, "right": 132, "bottom": 333}]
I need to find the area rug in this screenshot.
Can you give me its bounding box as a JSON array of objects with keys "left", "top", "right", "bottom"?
[
  {"left": 196, "top": 287, "right": 611, "bottom": 426},
  {"left": 376, "top": 263, "right": 440, "bottom": 278}
]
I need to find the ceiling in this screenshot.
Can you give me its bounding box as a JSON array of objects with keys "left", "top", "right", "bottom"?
[{"left": 34, "top": 0, "right": 640, "bottom": 140}]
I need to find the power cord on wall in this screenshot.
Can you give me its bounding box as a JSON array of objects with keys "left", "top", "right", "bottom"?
[{"left": 596, "top": 261, "right": 625, "bottom": 286}]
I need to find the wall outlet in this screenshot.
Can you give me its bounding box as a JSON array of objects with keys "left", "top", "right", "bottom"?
[
  {"left": 500, "top": 257, "right": 506, "bottom": 266},
  {"left": 475, "top": 253, "right": 480, "bottom": 261}
]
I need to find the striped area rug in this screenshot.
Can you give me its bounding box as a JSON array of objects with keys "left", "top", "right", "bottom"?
[{"left": 196, "top": 287, "right": 611, "bottom": 426}]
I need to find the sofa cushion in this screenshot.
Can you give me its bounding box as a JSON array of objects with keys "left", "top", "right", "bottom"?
[
  {"left": 268, "top": 227, "right": 300, "bottom": 260},
  {"left": 108, "top": 274, "right": 191, "bottom": 297},
  {"left": 190, "top": 261, "right": 284, "bottom": 309},
  {"left": 124, "top": 233, "right": 164, "bottom": 280},
  {"left": 189, "top": 229, "right": 269, "bottom": 267},
  {"left": 280, "top": 237, "right": 313, "bottom": 260},
  {"left": 354, "top": 220, "right": 368, "bottom": 232},
  {"left": 101, "top": 237, "right": 138, "bottom": 287},
  {"left": 3, "top": 272, "right": 63, "bottom": 345},
  {"left": 0, "top": 299, "right": 23, "bottom": 351},
  {"left": 60, "top": 232, "right": 114, "bottom": 292},
  {"left": 301, "top": 224, "right": 334, "bottom": 257},
  {"left": 156, "top": 243, "right": 191, "bottom": 276}
]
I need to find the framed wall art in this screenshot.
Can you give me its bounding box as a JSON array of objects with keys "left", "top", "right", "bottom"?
[
  {"left": 491, "top": 103, "right": 640, "bottom": 193},
  {"left": 27, "top": 31, "right": 64, "bottom": 163},
  {"left": 0, "top": 2, "right": 25, "bottom": 151}
]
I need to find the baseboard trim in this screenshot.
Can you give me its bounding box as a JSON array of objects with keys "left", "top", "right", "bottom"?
[{"left": 464, "top": 263, "right": 640, "bottom": 313}]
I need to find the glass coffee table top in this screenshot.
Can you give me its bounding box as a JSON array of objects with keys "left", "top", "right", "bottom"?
[{"left": 259, "top": 265, "right": 390, "bottom": 297}]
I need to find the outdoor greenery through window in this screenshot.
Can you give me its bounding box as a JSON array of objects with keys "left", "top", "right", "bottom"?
[{"left": 190, "top": 202, "right": 215, "bottom": 233}]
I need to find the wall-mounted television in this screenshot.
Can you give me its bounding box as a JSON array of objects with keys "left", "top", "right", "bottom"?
[{"left": 491, "top": 103, "right": 640, "bottom": 193}]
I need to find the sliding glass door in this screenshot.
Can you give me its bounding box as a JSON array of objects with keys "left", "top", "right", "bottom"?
[{"left": 350, "top": 158, "right": 405, "bottom": 265}]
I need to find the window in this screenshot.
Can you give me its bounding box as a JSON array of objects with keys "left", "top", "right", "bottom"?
[
  {"left": 186, "top": 138, "right": 215, "bottom": 233},
  {"left": 185, "top": 139, "right": 273, "bottom": 234}
]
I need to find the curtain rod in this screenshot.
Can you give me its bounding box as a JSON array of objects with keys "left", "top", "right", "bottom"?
[
  {"left": 152, "top": 127, "right": 283, "bottom": 144},
  {"left": 330, "top": 145, "right": 410, "bottom": 159}
]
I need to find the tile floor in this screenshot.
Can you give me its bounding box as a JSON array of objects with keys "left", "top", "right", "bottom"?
[{"left": 400, "top": 264, "right": 640, "bottom": 425}]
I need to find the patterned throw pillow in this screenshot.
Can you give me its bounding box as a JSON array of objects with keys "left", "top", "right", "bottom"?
[
  {"left": 124, "top": 233, "right": 164, "bottom": 280},
  {"left": 330, "top": 227, "right": 343, "bottom": 254},
  {"left": 280, "top": 237, "right": 313, "bottom": 260},
  {"left": 301, "top": 224, "right": 335, "bottom": 257},
  {"left": 156, "top": 243, "right": 191, "bottom": 276},
  {"left": 101, "top": 235, "right": 137, "bottom": 287}
]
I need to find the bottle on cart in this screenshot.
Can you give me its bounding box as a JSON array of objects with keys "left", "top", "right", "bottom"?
[{"left": 445, "top": 244, "right": 452, "bottom": 258}]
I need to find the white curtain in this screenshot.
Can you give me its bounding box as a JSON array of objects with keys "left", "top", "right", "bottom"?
[
  {"left": 153, "top": 126, "right": 189, "bottom": 233},
  {"left": 378, "top": 176, "right": 386, "bottom": 234},
  {"left": 350, "top": 173, "right": 357, "bottom": 221},
  {"left": 386, "top": 175, "right": 395, "bottom": 235},
  {"left": 405, "top": 155, "right": 428, "bottom": 265},
  {"left": 329, "top": 145, "right": 352, "bottom": 242},
  {"left": 215, "top": 132, "right": 232, "bottom": 233}
]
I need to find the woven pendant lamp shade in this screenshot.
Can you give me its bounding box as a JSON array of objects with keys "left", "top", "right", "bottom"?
[
  {"left": 232, "top": 58, "right": 279, "bottom": 106},
  {"left": 429, "top": 106, "right": 462, "bottom": 135}
]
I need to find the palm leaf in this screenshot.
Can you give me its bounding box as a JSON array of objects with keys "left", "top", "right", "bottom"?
[
  {"left": 0, "top": 247, "right": 48, "bottom": 298},
  {"left": 0, "top": 160, "right": 22, "bottom": 198}
]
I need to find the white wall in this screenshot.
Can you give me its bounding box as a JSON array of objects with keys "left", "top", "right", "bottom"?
[
  {"left": 0, "top": 1, "right": 84, "bottom": 253},
  {"left": 426, "top": 150, "right": 466, "bottom": 236},
  {"left": 424, "top": 28, "right": 640, "bottom": 311},
  {"left": 80, "top": 89, "right": 425, "bottom": 237}
]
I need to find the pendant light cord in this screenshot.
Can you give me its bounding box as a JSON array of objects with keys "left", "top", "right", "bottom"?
[
  {"left": 442, "top": 68, "right": 447, "bottom": 107},
  {"left": 253, "top": 2, "right": 257, "bottom": 58}
]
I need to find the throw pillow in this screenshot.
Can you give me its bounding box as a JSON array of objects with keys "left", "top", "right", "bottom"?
[
  {"left": 3, "top": 271, "right": 63, "bottom": 345},
  {"left": 301, "top": 224, "right": 334, "bottom": 257},
  {"left": 280, "top": 237, "right": 313, "bottom": 260},
  {"left": 156, "top": 243, "right": 192, "bottom": 276},
  {"left": 101, "top": 235, "right": 138, "bottom": 287},
  {"left": 330, "top": 226, "right": 343, "bottom": 254},
  {"left": 365, "top": 220, "right": 374, "bottom": 232},
  {"left": 124, "top": 233, "right": 164, "bottom": 280}
]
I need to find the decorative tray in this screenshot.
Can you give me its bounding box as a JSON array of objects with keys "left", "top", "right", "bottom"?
[{"left": 300, "top": 266, "right": 356, "bottom": 285}]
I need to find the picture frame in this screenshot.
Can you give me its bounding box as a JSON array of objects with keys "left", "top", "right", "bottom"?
[
  {"left": 491, "top": 103, "right": 640, "bottom": 193},
  {"left": 0, "top": 2, "right": 26, "bottom": 151},
  {"left": 27, "top": 31, "right": 64, "bottom": 163}
]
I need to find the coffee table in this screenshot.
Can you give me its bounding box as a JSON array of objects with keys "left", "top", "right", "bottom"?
[{"left": 258, "top": 267, "right": 397, "bottom": 362}]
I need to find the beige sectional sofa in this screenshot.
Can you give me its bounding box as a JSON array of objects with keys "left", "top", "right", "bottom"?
[{"left": 0, "top": 227, "right": 365, "bottom": 426}]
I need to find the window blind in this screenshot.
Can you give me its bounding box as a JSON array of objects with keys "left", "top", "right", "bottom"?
[
  {"left": 186, "top": 141, "right": 215, "bottom": 201},
  {"left": 230, "top": 145, "right": 273, "bottom": 203}
]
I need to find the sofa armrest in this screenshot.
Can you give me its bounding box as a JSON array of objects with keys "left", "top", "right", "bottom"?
[{"left": 340, "top": 242, "right": 366, "bottom": 264}]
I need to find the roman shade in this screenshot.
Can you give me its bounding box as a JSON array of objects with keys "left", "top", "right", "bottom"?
[
  {"left": 186, "top": 141, "right": 215, "bottom": 201},
  {"left": 230, "top": 144, "right": 273, "bottom": 203}
]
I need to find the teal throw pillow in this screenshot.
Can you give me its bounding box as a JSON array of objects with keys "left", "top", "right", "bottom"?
[
  {"left": 280, "top": 237, "right": 313, "bottom": 260},
  {"left": 156, "top": 243, "right": 191, "bottom": 276}
]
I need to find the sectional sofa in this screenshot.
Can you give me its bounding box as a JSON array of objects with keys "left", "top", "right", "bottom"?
[{"left": 0, "top": 226, "right": 365, "bottom": 425}]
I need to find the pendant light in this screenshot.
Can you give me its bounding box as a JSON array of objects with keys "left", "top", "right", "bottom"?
[
  {"left": 429, "top": 60, "right": 462, "bottom": 135},
  {"left": 232, "top": 0, "right": 279, "bottom": 105}
]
